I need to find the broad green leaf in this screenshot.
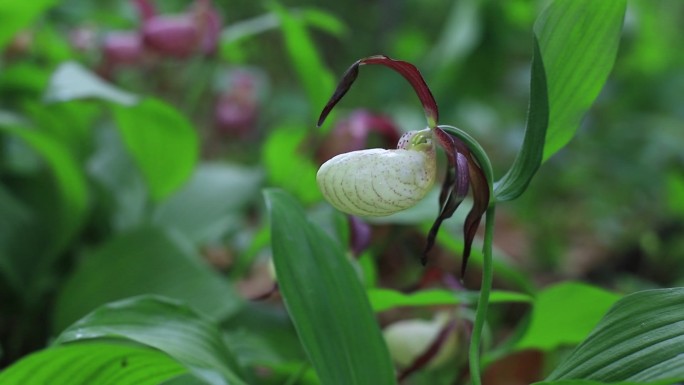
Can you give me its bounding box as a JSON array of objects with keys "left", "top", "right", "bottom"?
[
  {"left": 161, "top": 374, "right": 211, "bottom": 385},
  {"left": 270, "top": 3, "right": 335, "bottom": 127},
  {"left": 666, "top": 171, "right": 684, "bottom": 218},
  {"left": 0, "top": 342, "right": 187, "bottom": 385},
  {"left": 0, "top": 63, "right": 51, "bottom": 96},
  {"left": 0, "top": 0, "right": 56, "bottom": 49},
  {"left": 31, "top": 21, "right": 74, "bottom": 64},
  {"left": 113, "top": 98, "right": 199, "bottom": 201},
  {"left": 23, "top": 100, "right": 99, "bottom": 159},
  {"left": 516, "top": 282, "right": 621, "bottom": 351},
  {"left": 262, "top": 126, "right": 321, "bottom": 204},
  {"left": 0, "top": 184, "right": 33, "bottom": 292},
  {"left": 153, "top": 163, "right": 263, "bottom": 243},
  {"left": 263, "top": 362, "right": 320, "bottom": 385},
  {"left": 493, "top": 37, "right": 548, "bottom": 202},
  {"left": 44, "top": 61, "right": 139, "bottom": 106},
  {"left": 56, "top": 296, "right": 249, "bottom": 385},
  {"left": 538, "top": 0, "right": 627, "bottom": 160},
  {"left": 545, "top": 288, "right": 684, "bottom": 383},
  {"left": 0, "top": 126, "right": 88, "bottom": 259},
  {"left": 53, "top": 227, "right": 242, "bottom": 331},
  {"left": 264, "top": 189, "right": 396, "bottom": 385},
  {"left": 221, "top": 301, "right": 308, "bottom": 367},
  {"left": 87, "top": 125, "right": 147, "bottom": 231},
  {"left": 368, "top": 288, "right": 532, "bottom": 313},
  {"left": 494, "top": 0, "right": 626, "bottom": 201}
]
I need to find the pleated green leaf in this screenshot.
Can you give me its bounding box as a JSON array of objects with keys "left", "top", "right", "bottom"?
[
  {"left": 0, "top": 342, "right": 187, "bottom": 385},
  {"left": 264, "top": 188, "right": 396, "bottom": 385},
  {"left": 544, "top": 288, "right": 684, "bottom": 383},
  {"left": 55, "top": 296, "right": 248, "bottom": 385},
  {"left": 113, "top": 98, "right": 199, "bottom": 201},
  {"left": 535, "top": 380, "right": 678, "bottom": 385},
  {"left": 495, "top": 0, "right": 626, "bottom": 201}
]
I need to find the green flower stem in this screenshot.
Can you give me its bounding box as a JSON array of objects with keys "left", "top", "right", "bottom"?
[{"left": 469, "top": 205, "right": 496, "bottom": 385}]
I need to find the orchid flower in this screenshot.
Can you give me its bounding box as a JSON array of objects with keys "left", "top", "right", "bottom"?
[{"left": 317, "top": 55, "right": 492, "bottom": 275}]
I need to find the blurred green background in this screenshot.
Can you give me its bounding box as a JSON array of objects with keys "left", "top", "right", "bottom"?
[{"left": 1, "top": 0, "right": 683, "bottom": 383}]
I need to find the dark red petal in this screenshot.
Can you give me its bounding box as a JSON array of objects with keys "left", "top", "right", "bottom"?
[
  {"left": 317, "top": 60, "right": 361, "bottom": 127},
  {"left": 460, "top": 157, "right": 490, "bottom": 277},
  {"left": 360, "top": 55, "right": 439, "bottom": 127},
  {"left": 423, "top": 135, "right": 471, "bottom": 265}
]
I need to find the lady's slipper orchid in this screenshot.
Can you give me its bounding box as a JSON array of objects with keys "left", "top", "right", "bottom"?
[
  {"left": 317, "top": 55, "right": 491, "bottom": 275},
  {"left": 383, "top": 312, "right": 461, "bottom": 375}
]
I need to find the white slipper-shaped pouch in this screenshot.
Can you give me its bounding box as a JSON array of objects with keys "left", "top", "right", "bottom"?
[{"left": 317, "top": 129, "right": 436, "bottom": 217}]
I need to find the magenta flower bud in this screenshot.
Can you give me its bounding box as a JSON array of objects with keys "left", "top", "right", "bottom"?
[
  {"left": 69, "top": 27, "right": 97, "bottom": 52},
  {"left": 132, "top": 0, "right": 156, "bottom": 21},
  {"left": 137, "top": 0, "right": 220, "bottom": 59},
  {"left": 142, "top": 16, "right": 198, "bottom": 58},
  {"left": 213, "top": 96, "right": 257, "bottom": 136},
  {"left": 191, "top": 0, "right": 222, "bottom": 55},
  {"left": 214, "top": 70, "right": 260, "bottom": 136}
]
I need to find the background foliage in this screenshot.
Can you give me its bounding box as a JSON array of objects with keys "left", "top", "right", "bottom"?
[{"left": 1, "top": 0, "right": 683, "bottom": 384}]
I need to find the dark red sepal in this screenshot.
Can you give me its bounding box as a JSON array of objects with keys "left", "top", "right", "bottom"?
[
  {"left": 359, "top": 55, "right": 439, "bottom": 127},
  {"left": 317, "top": 55, "right": 439, "bottom": 128},
  {"left": 317, "top": 60, "right": 360, "bottom": 127}
]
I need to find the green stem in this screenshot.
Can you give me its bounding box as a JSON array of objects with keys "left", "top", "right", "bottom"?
[{"left": 468, "top": 205, "right": 496, "bottom": 385}]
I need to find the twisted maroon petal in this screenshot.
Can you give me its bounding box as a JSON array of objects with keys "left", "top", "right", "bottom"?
[
  {"left": 461, "top": 156, "right": 490, "bottom": 277},
  {"left": 423, "top": 128, "right": 471, "bottom": 265},
  {"left": 425, "top": 127, "right": 489, "bottom": 276}
]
